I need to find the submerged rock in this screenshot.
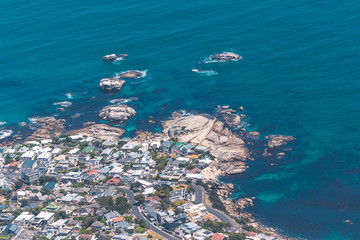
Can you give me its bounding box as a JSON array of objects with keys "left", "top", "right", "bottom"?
[
  {"left": 103, "top": 53, "right": 128, "bottom": 62},
  {"left": 116, "top": 70, "right": 145, "bottom": 79},
  {"left": 98, "top": 105, "right": 136, "bottom": 123},
  {"left": 67, "top": 123, "right": 125, "bottom": 142},
  {"left": 265, "top": 135, "right": 296, "bottom": 148},
  {"left": 211, "top": 52, "right": 241, "bottom": 60},
  {"left": 99, "top": 78, "right": 126, "bottom": 92}
]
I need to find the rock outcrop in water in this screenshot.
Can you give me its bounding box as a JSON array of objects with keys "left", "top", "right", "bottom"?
[
  {"left": 103, "top": 53, "right": 128, "bottom": 62},
  {"left": 98, "top": 105, "right": 136, "bottom": 123},
  {"left": 99, "top": 78, "right": 126, "bottom": 92},
  {"left": 218, "top": 105, "right": 242, "bottom": 128},
  {"left": 162, "top": 113, "right": 248, "bottom": 174},
  {"left": 265, "top": 135, "right": 296, "bottom": 148},
  {"left": 26, "top": 117, "right": 66, "bottom": 141},
  {"left": 210, "top": 52, "right": 241, "bottom": 60},
  {"left": 67, "top": 123, "right": 124, "bottom": 142},
  {"left": 116, "top": 70, "right": 144, "bottom": 79}
]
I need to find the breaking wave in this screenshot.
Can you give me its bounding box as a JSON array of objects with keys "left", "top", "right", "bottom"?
[
  {"left": 53, "top": 101, "right": 72, "bottom": 107},
  {"left": 0, "top": 129, "right": 13, "bottom": 139},
  {"left": 192, "top": 69, "right": 218, "bottom": 76}
]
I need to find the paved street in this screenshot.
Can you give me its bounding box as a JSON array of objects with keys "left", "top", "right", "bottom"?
[{"left": 119, "top": 188, "right": 180, "bottom": 240}]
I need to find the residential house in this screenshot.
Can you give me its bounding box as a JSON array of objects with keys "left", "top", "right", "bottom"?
[
  {"left": 2, "top": 223, "right": 20, "bottom": 235},
  {"left": 193, "top": 229, "right": 214, "bottom": 240},
  {"left": 31, "top": 212, "right": 55, "bottom": 227},
  {"left": 170, "top": 188, "right": 186, "bottom": 202},
  {"left": 13, "top": 212, "right": 35, "bottom": 225}
]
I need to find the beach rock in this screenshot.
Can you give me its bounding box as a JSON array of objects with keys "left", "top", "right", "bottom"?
[
  {"left": 116, "top": 70, "right": 144, "bottom": 79},
  {"left": 26, "top": 117, "right": 65, "bottom": 141},
  {"left": 162, "top": 114, "right": 247, "bottom": 162},
  {"left": 103, "top": 53, "right": 128, "bottom": 62},
  {"left": 98, "top": 105, "right": 136, "bottom": 123},
  {"left": 99, "top": 78, "right": 126, "bottom": 92},
  {"left": 67, "top": 124, "right": 124, "bottom": 142},
  {"left": 211, "top": 52, "right": 241, "bottom": 60},
  {"left": 57, "top": 108, "right": 65, "bottom": 112},
  {"left": 265, "top": 135, "right": 296, "bottom": 148}
]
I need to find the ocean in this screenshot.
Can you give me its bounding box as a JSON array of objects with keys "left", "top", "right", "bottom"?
[{"left": 1, "top": 0, "right": 360, "bottom": 239}]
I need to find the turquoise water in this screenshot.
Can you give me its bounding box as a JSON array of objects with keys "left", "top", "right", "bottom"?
[{"left": 1, "top": 0, "right": 360, "bottom": 239}]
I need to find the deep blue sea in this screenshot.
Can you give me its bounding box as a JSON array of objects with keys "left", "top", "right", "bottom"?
[{"left": 1, "top": 0, "right": 360, "bottom": 239}]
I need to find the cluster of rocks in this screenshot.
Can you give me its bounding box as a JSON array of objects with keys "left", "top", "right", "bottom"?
[
  {"left": 26, "top": 117, "right": 66, "bottom": 141},
  {"left": 98, "top": 105, "right": 136, "bottom": 123},
  {"left": 67, "top": 122, "right": 125, "bottom": 142},
  {"left": 103, "top": 53, "right": 128, "bottom": 62},
  {"left": 217, "top": 105, "right": 243, "bottom": 128},
  {"left": 99, "top": 78, "right": 126, "bottom": 92},
  {"left": 266, "top": 135, "right": 296, "bottom": 148}
]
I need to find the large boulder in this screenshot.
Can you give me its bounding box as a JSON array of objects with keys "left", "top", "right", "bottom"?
[
  {"left": 103, "top": 54, "right": 128, "bottom": 62},
  {"left": 211, "top": 52, "right": 241, "bottom": 60},
  {"left": 99, "top": 78, "right": 126, "bottom": 92},
  {"left": 116, "top": 70, "right": 145, "bottom": 79},
  {"left": 99, "top": 105, "right": 136, "bottom": 123},
  {"left": 67, "top": 123, "right": 125, "bottom": 142},
  {"left": 162, "top": 114, "right": 247, "bottom": 162}
]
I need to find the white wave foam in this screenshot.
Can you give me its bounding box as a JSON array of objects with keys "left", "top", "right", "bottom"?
[
  {"left": 110, "top": 97, "right": 138, "bottom": 104},
  {"left": 178, "top": 110, "right": 194, "bottom": 117},
  {"left": 66, "top": 93, "right": 73, "bottom": 99},
  {"left": 28, "top": 117, "right": 39, "bottom": 123},
  {"left": 192, "top": 69, "right": 218, "bottom": 76},
  {"left": 0, "top": 130, "right": 13, "bottom": 139},
  {"left": 0, "top": 121, "right": 6, "bottom": 126},
  {"left": 53, "top": 101, "right": 72, "bottom": 107}
]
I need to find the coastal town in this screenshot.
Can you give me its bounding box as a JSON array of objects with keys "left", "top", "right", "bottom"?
[
  {"left": 0, "top": 53, "right": 295, "bottom": 240},
  {"left": 0, "top": 114, "right": 292, "bottom": 240}
]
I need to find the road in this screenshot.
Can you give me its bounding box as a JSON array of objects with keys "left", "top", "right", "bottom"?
[
  {"left": 119, "top": 187, "right": 181, "bottom": 240},
  {"left": 192, "top": 184, "right": 239, "bottom": 230}
]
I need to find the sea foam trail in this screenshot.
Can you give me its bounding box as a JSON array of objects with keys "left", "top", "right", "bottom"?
[
  {"left": 110, "top": 97, "right": 138, "bottom": 104},
  {"left": 0, "top": 121, "right": 6, "bottom": 126},
  {"left": 192, "top": 69, "right": 218, "bottom": 76},
  {"left": 53, "top": 101, "right": 72, "bottom": 107}
]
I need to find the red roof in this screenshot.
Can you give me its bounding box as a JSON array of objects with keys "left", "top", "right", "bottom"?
[
  {"left": 245, "top": 231, "right": 256, "bottom": 237},
  {"left": 190, "top": 168, "right": 201, "bottom": 174},
  {"left": 106, "top": 178, "right": 120, "bottom": 185},
  {"left": 112, "top": 216, "right": 125, "bottom": 222},
  {"left": 145, "top": 196, "right": 161, "bottom": 202},
  {"left": 212, "top": 233, "right": 225, "bottom": 240},
  {"left": 87, "top": 170, "right": 99, "bottom": 175},
  {"left": 9, "top": 161, "right": 19, "bottom": 167}
]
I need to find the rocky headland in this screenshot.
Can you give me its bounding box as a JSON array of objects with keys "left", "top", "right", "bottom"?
[
  {"left": 67, "top": 122, "right": 125, "bottom": 142},
  {"left": 26, "top": 117, "right": 66, "bottom": 141},
  {"left": 162, "top": 113, "right": 248, "bottom": 174}
]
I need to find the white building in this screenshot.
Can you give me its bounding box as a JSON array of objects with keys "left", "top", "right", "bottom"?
[
  {"left": 13, "top": 212, "right": 35, "bottom": 225},
  {"left": 21, "top": 151, "right": 35, "bottom": 161}
]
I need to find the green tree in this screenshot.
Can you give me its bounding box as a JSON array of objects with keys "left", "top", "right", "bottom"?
[{"left": 135, "top": 194, "right": 145, "bottom": 204}]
